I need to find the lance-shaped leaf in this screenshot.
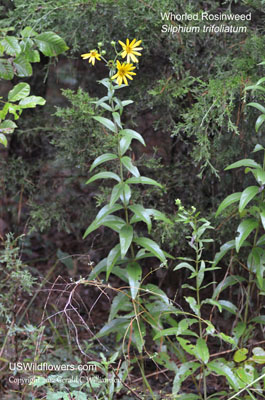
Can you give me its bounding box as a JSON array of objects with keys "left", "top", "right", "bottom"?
[
  {"left": 132, "top": 319, "right": 145, "bottom": 353},
  {"left": 247, "top": 102, "right": 265, "bottom": 114},
  {"left": 239, "top": 186, "right": 259, "bottom": 213},
  {"left": 172, "top": 362, "right": 200, "bottom": 395},
  {"left": 86, "top": 171, "right": 120, "bottom": 185},
  {"left": 101, "top": 215, "right": 125, "bottom": 232},
  {"left": 212, "top": 275, "right": 245, "bottom": 299},
  {"left": 95, "top": 318, "right": 129, "bottom": 338},
  {"left": 225, "top": 159, "right": 260, "bottom": 171},
  {"left": 146, "top": 208, "right": 172, "bottom": 224},
  {"left": 120, "top": 183, "right": 131, "bottom": 205},
  {"left": 8, "top": 83, "right": 30, "bottom": 102},
  {"left": 112, "top": 112, "right": 122, "bottom": 128},
  {"left": 207, "top": 359, "right": 241, "bottom": 390},
  {"left": 235, "top": 218, "right": 258, "bottom": 252},
  {"left": 215, "top": 193, "right": 241, "bottom": 217},
  {"left": 119, "top": 225, "right": 133, "bottom": 258},
  {"left": 83, "top": 204, "right": 123, "bottom": 238},
  {"left": 119, "top": 129, "right": 145, "bottom": 155},
  {"left": 218, "top": 300, "right": 238, "bottom": 315},
  {"left": 126, "top": 176, "right": 163, "bottom": 188},
  {"left": 90, "top": 153, "right": 118, "bottom": 172},
  {"left": 195, "top": 338, "right": 209, "bottom": 364},
  {"left": 255, "top": 114, "right": 265, "bottom": 132},
  {"left": 134, "top": 237, "right": 166, "bottom": 262},
  {"left": 107, "top": 244, "right": 121, "bottom": 279},
  {"left": 109, "top": 292, "right": 131, "bottom": 321},
  {"left": 127, "top": 262, "right": 142, "bottom": 299},
  {"left": 34, "top": 32, "right": 69, "bottom": 56},
  {"left": 129, "top": 204, "right": 152, "bottom": 233},
  {"left": 121, "top": 156, "right": 140, "bottom": 177},
  {"left": 93, "top": 116, "right": 116, "bottom": 133},
  {"left": 110, "top": 183, "right": 124, "bottom": 207}
]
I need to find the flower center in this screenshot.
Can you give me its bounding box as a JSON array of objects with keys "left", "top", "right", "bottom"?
[{"left": 126, "top": 45, "right": 132, "bottom": 53}]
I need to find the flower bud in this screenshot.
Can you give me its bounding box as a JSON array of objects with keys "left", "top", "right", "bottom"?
[
  {"left": 101, "top": 50, "right": 106, "bottom": 55},
  {"left": 111, "top": 40, "right": 116, "bottom": 46},
  {"left": 97, "top": 41, "right": 103, "bottom": 48}
]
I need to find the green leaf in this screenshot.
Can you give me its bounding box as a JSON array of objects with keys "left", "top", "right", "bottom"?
[
  {"left": 215, "top": 193, "right": 241, "bottom": 217},
  {"left": 110, "top": 183, "right": 124, "bottom": 207},
  {"left": 127, "top": 262, "right": 142, "bottom": 299},
  {"left": 95, "top": 318, "right": 129, "bottom": 338},
  {"left": 247, "top": 102, "right": 265, "bottom": 114},
  {"left": 255, "top": 114, "right": 265, "bottom": 132},
  {"left": 174, "top": 262, "right": 195, "bottom": 273},
  {"left": 119, "top": 225, "right": 133, "bottom": 258},
  {"left": 86, "top": 171, "right": 120, "bottom": 184},
  {"left": 172, "top": 362, "right": 200, "bottom": 395},
  {"left": 134, "top": 237, "right": 166, "bottom": 262},
  {"left": 119, "top": 128, "right": 145, "bottom": 155},
  {"left": 1, "top": 36, "right": 21, "bottom": 55},
  {"left": 57, "top": 249, "right": 74, "bottom": 271},
  {"left": 0, "top": 134, "right": 7, "bottom": 147},
  {"left": 251, "top": 347, "right": 265, "bottom": 364},
  {"left": 207, "top": 359, "right": 241, "bottom": 390},
  {"left": 235, "top": 218, "right": 258, "bottom": 252},
  {"left": 212, "top": 275, "right": 245, "bottom": 299},
  {"left": 233, "top": 348, "right": 248, "bottom": 363},
  {"left": 0, "top": 120, "right": 17, "bottom": 134},
  {"left": 147, "top": 209, "right": 172, "bottom": 224},
  {"left": 143, "top": 284, "right": 169, "bottom": 304},
  {"left": 107, "top": 244, "right": 121, "bottom": 279},
  {"left": 126, "top": 176, "right": 163, "bottom": 188},
  {"left": 19, "top": 96, "right": 46, "bottom": 108},
  {"left": 255, "top": 168, "right": 265, "bottom": 185},
  {"left": 88, "top": 258, "right": 107, "bottom": 280},
  {"left": 195, "top": 338, "right": 209, "bottom": 364},
  {"left": 239, "top": 186, "right": 259, "bottom": 213},
  {"left": 218, "top": 300, "right": 237, "bottom": 315},
  {"left": 129, "top": 204, "right": 152, "bottom": 233},
  {"left": 35, "top": 32, "right": 69, "bottom": 56},
  {"left": 90, "top": 153, "right": 118, "bottom": 172},
  {"left": 120, "top": 183, "right": 131, "bottom": 205},
  {"left": 153, "top": 327, "right": 179, "bottom": 340},
  {"left": 93, "top": 116, "right": 116, "bottom": 133},
  {"left": 83, "top": 204, "right": 123, "bottom": 238},
  {"left": 13, "top": 54, "right": 33, "bottom": 77},
  {"left": 121, "top": 156, "right": 140, "bottom": 177},
  {"left": 109, "top": 292, "right": 130, "bottom": 321},
  {"left": 8, "top": 83, "right": 30, "bottom": 102},
  {"left": 225, "top": 159, "right": 260, "bottom": 171},
  {"left": 213, "top": 241, "right": 236, "bottom": 267},
  {"left": 132, "top": 319, "right": 145, "bottom": 353},
  {"left": 20, "top": 26, "right": 38, "bottom": 38},
  {"left": 112, "top": 111, "right": 122, "bottom": 128},
  {"left": 101, "top": 215, "right": 125, "bottom": 232},
  {"left": 0, "top": 59, "right": 14, "bottom": 80},
  {"left": 253, "top": 144, "right": 264, "bottom": 153},
  {"left": 185, "top": 296, "right": 199, "bottom": 316}
]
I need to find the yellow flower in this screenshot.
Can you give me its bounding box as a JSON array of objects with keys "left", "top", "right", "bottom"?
[
  {"left": 118, "top": 38, "right": 143, "bottom": 63},
  {"left": 111, "top": 60, "right": 136, "bottom": 85},
  {"left": 81, "top": 50, "right": 101, "bottom": 66}
]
